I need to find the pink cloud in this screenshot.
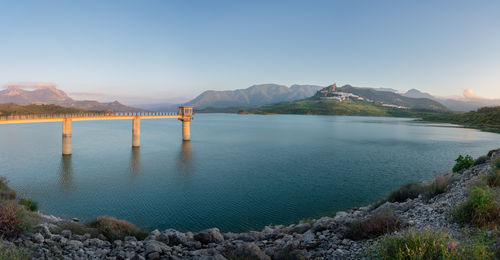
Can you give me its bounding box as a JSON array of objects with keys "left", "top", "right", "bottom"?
[
  {"left": 4, "top": 82, "right": 57, "bottom": 89},
  {"left": 462, "top": 88, "right": 485, "bottom": 100}
]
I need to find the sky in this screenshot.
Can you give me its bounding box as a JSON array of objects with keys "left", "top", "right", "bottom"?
[{"left": 0, "top": 0, "right": 499, "bottom": 104}]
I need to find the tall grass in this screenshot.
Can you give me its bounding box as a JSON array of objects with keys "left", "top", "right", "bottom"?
[
  {"left": 386, "top": 175, "right": 454, "bottom": 203},
  {"left": 0, "top": 242, "right": 30, "bottom": 260},
  {"left": 373, "top": 230, "right": 494, "bottom": 260},
  {"left": 346, "top": 209, "right": 401, "bottom": 240}
]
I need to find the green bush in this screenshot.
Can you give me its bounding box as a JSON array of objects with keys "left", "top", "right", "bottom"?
[
  {"left": 346, "top": 209, "right": 401, "bottom": 240},
  {"left": 88, "top": 216, "right": 148, "bottom": 241},
  {"left": 452, "top": 155, "right": 474, "bottom": 173},
  {"left": 19, "top": 198, "right": 37, "bottom": 212},
  {"left": 453, "top": 186, "right": 500, "bottom": 228},
  {"left": 373, "top": 230, "right": 494, "bottom": 260}
]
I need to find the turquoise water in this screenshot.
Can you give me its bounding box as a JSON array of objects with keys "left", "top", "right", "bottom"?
[{"left": 1, "top": 114, "right": 499, "bottom": 232}]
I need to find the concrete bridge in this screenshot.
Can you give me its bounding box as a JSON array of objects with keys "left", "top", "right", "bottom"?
[{"left": 0, "top": 106, "right": 194, "bottom": 155}]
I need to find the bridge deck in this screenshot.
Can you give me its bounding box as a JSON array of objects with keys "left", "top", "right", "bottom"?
[{"left": 0, "top": 112, "right": 181, "bottom": 124}]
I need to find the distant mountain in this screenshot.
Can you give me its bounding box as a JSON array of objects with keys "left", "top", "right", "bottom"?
[
  {"left": 400, "top": 88, "right": 500, "bottom": 112},
  {"left": 0, "top": 85, "right": 143, "bottom": 112},
  {"left": 185, "top": 84, "right": 323, "bottom": 109},
  {"left": 402, "top": 89, "right": 435, "bottom": 99},
  {"left": 337, "top": 85, "right": 448, "bottom": 110}
]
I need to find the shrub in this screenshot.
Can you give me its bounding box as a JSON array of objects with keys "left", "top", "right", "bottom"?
[
  {"left": 19, "top": 198, "right": 37, "bottom": 212},
  {"left": 0, "top": 242, "right": 30, "bottom": 260},
  {"left": 373, "top": 230, "right": 494, "bottom": 260},
  {"left": 0, "top": 202, "right": 34, "bottom": 238},
  {"left": 452, "top": 155, "right": 474, "bottom": 173},
  {"left": 0, "top": 203, "right": 19, "bottom": 238},
  {"left": 485, "top": 168, "right": 500, "bottom": 188},
  {"left": 491, "top": 155, "right": 500, "bottom": 170},
  {"left": 453, "top": 186, "right": 500, "bottom": 228},
  {"left": 421, "top": 175, "right": 454, "bottom": 200},
  {"left": 345, "top": 209, "right": 401, "bottom": 240},
  {"left": 0, "top": 177, "right": 16, "bottom": 200},
  {"left": 387, "top": 183, "right": 422, "bottom": 203},
  {"left": 88, "top": 216, "right": 148, "bottom": 241},
  {"left": 474, "top": 155, "right": 489, "bottom": 166}
]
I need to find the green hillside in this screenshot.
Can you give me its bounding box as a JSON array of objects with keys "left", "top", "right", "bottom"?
[
  {"left": 422, "top": 106, "right": 500, "bottom": 132},
  {"left": 249, "top": 99, "right": 432, "bottom": 117},
  {"left": 0, "top": 103, "right": 100, "bottom": 116}
]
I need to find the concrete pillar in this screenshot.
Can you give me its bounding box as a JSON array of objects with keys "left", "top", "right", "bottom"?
[
  {"left": 132, "top": 117, "right": 140, "bottom": 147},
  {"left": 182, "top": 120, "right": 191, "bottom": 141},
  {"left": 62, "top": 118, "right": 72, "bottom": 155}
]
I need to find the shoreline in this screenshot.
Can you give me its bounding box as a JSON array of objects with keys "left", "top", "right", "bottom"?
[{"left": 1, "top": 148, "right": 499, "bottom": 259}]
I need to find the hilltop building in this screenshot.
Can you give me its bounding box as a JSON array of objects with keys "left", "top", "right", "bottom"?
[{"left": 316, "top": 83, "right": 364, "bottom": 102}]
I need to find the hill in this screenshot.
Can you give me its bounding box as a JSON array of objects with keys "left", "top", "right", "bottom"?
[
  {"left": 337, "top": 85, "right": 447, "bottom": 110},
  {"left": 185, "top": 84, "right": 323, "bottom": 109},
  {"left": 0, "top": 103, "right": 101, "bottom": 116},
  {"left": 422, "top": 106, "right": 500, "bottom": 132},
  {"left": 0, "top": 85, "right": 143, "bottom": 112}
]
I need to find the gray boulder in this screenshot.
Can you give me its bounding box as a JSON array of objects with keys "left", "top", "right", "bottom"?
[{"left": 194, "top": 228, "right": 224, "bottom": 244}]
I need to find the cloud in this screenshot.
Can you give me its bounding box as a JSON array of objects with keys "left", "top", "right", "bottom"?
[
  {"left": 462, "top": 88, "right": 485, "bottom": 100},
  {"left": 69, "top": 91, "right": 106, "bottom": 97},
  {"left": 4, "top": 82, "right": 57, "bottom": 89}
]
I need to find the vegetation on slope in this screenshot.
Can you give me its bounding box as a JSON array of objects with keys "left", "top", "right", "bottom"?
[
  {"left": 0, "top": 103, "right": 100, "bottom": 116},
  {"left": 422, "top": 106, "right": 500, "bottom": 132}
]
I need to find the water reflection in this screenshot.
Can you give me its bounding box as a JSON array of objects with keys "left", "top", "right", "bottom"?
[
  {"left": 58, "top": 155, "right": 73, "bottom": 189},
  {"left": 130, "top": 147, "right": 141, "bottom": 177},
  {"left": 178, "top": 141, "right": 193, "bottom": 175}
]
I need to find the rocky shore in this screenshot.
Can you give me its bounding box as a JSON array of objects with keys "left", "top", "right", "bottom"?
[{"left": 2, "top": 149, "right": 499, "bottom": 259}]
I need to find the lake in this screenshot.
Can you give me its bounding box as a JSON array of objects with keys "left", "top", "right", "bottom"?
[{"left": 1, "top": 114, "right": 499, "bottom": 232}]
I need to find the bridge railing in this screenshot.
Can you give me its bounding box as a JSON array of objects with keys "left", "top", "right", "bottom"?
[{"left": 0, "top": 112, "right": 180, "bottom": 121}]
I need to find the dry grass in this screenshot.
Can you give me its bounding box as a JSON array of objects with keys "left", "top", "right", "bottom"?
[
  {"left": 345, "top": 209, "right": 401, "bottom": 240},
  {"left": 88, "top": 216, "right": 148, "bottom": 241}
]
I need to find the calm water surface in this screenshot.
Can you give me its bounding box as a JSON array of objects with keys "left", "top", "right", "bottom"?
[{"left": 1, "top": 114, "right": 500, "bottom": 232}]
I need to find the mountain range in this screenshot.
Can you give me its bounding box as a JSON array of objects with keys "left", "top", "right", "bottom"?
[
  {"left": 401, "top": 88, "right": 500, "bottom": 112},
  {"left": 186, "top": 84, "right": 323, "bottom": 109},
  {"left": 0, "top": 85, "right": 143, "bottom": 112}
]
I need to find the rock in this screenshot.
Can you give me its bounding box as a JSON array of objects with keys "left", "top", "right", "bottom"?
[
  {"left": 334, "top": 211, "right": 349, "bottom": 222},
  {"left": 163, "top": 229, "right": 188, "bottom": 246},
  {"left": 34, "top": 224, "right": 52, "bottom": 238},
  {"left": 147, "top": 252, "right": 160, "bottom": 260},
  {"left": 231, "top": 242, "right": 271, "bottom": 260},
  {"left": 66, "top": 240, "right": 83, "bottom": 250},
  {"left": 32, "top": 233, "right": 44, "bottom": 244},
  {"left": 124, "top": 236, "right": 138, "bottom": 242},
  {"left": 194, "top": 228, "right": 225, "bottom": 244},
  {"left": 236, "top": 233, "right": 255, "bottom": 242},
  {"left": 60, "top": 229, "right": 72, "bottom": 238},
  {"left": 145, "top": 240, "right": 169, "bottom": 255},
  {"left": 289, "top": 223, "right": 311, "bottom": 234}
]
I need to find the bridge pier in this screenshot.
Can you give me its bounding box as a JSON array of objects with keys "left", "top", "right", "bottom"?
[
  {"left": 62, "top": 118, "right": 72, "bottom": 155},
  {"left": 132, "top": 117, "right": 140, "bottom": 147},
  {"left": 182, "top": 120, "right": 191, "bottom": 141}
]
